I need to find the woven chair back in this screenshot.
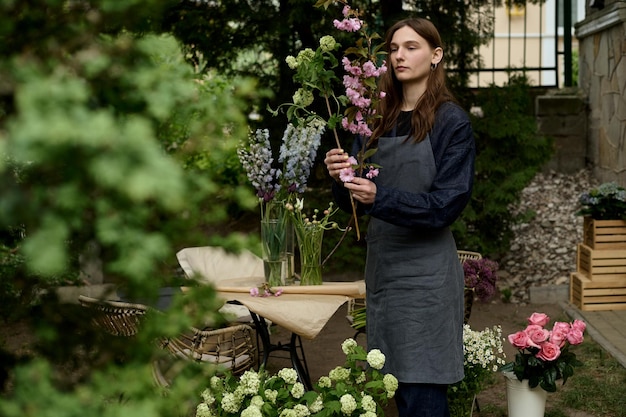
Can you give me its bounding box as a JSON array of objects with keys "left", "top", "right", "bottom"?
[
  {"left": 160, "top": 324, "right": 256, "bottom": 376},
  {"left": 78, "top": 295, "right": 147, "bottom": 337},
  {"left": 457, "top": 250, "right": 483, "bottom": 264}
]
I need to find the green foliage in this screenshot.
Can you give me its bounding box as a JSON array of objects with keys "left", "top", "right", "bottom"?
[
  {"left": 452, "top": 75, "right": 554, "bottom": 257},
  {"left": 0, "top": 0, "right": 263, "bottom": 415}
]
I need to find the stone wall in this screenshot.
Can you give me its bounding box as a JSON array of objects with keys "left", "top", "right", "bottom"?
[
  {"left": 536, "top": 88, "right": 588, "bottom": 173},
  {"left": 576, "top": 1, "right": 626, "bottom": 184}
]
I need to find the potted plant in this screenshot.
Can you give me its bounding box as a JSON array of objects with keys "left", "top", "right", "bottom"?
[
  {"left": 195, "top": 338, "right": 398, "bottom": 417},
  {"left": 577, "top": 182, "right": 626, "bottom": 249},
  {"left": 447, "top": 324, "right": 507, "bottom": 417},
  {"left": 500, "top": 312, "right": 586, "bottom": 417}
]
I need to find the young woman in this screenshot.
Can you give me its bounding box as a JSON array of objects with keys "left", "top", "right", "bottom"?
[{"left": 324, "top": 18, "right": 475, "bottom": 417}]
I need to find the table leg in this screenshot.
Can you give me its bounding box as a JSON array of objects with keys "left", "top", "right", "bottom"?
[{"left": 249, "top": 311, "right": 312, "bottom": 391}]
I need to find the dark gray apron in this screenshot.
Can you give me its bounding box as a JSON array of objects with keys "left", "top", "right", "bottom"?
[{"left": 365, "top": 133, "right": 464, "bottom": 384}]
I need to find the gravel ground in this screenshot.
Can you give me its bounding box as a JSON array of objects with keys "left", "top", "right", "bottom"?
[{"left": 497, "top": 168, "right": 600, "bottom": 304}]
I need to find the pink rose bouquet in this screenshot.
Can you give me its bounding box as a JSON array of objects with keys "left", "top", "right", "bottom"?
[{"left": 500, "top": 312, "right": 586, "bottom": 392}]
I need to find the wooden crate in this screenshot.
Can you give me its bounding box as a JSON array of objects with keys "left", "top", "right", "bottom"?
[
  {"left": 583, "top": 217, "right": 626, "bottom": 249},
  {"left": 577, "top": 243, "right": 626, "bottom": 280},
  {"left": 570, "top": 272, "right": 626, "bottom": 311}
]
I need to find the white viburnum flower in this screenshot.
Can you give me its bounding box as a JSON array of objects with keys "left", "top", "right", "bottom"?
[
  {"left": 361, "top": 394, "right": 376, "bottom": 412},
  {"left": 209, "top": 376, "right": 222, "bottom": 390},
  {"left": 318, "top": 376, "right": 332, "bottom": 388},
  {"left": 383, "top": 374, "right": 398, "bottom": 398},
  {"left": 196, "top": 402, "right": 213, "bottom": 417},
  {"left": 341, "top": 338, "right": 357, "bottom": 355},
  {"left": 309, "top": 395, "right": 324, "bottom": 413},
  {"left": 355, "top": 371, "right": 366, "bottom": 384},
  {"left": 293, "top": 403, "right": 311, "bottom": 417},
  {"left": 241, "top": 405, "right": 263, "bottom": 417},
  {"left": 279, "top": 409, "right": 297, "bottom": 417},
  {"left": 291, "top": 382, "right": 305, "bottom": 399},
  {"left": 250, "top": 395, "right": 264, "bottom": 408},
  {"left": 340, "top": 394, "right": 358, "bottom": 415},
  {"left": 239, "top": 370, "right": 261, "bottom": 395},
  {"left": 329, "top": 366, "right": 350, "bottom": 381},
  {"left": 265, "top": 389, "right": 278, "bottom": 404},
  {"left": 366, "top": 349, "right": 385, "bottom": 370},
  {"left": 220, "top": 392, "right": 241, "bottom": 414},
  {"left": 278, "top": 368, "right": 298, "bottom": 385},
  {"left": 286, "top": 55, "right": 298, "bottom": 69},
  {"left": 200, "top": 388, "right": 215, "bottom": 405}
]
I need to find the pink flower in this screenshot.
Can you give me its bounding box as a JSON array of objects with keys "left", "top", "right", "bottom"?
[
  {"left": 366, "top": 167, "right": 379, "bottom": 179},
  {"left": 524, "top": 324, "right": 550, "bottom": 345},
  {"left": 333, "top": 17, "right": 362, "bottom": 32},
  {"left": 508, "top": 331, "right": 534, "bottom": 349},
  {"left": 571, "top": 319, "right": 586, "bottom": 333},
  {"left": 250, "top": 287, "right": 259, "bottom": 297},
  {"left": 550, "top": 321, "right": 571, "bottom": 347},
  {"left": 274, "top": 288, "right": 283, "bottom": 297},
  {"left": 339, "top": 167, "right": 355, "bottom": 182},
  {"left": 528, "top": 312, "right": 550, "bottom": 327},
  {"left": 536, "top": 341, "right": 561, "bottom": 361},
  {"left": 567, "top": 328, "right": 585, "bottom": 345}
]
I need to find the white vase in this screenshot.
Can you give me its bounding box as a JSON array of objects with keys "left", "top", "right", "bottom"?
[{"left": 504, "top": 372, "right": 548, "bottom": 417}]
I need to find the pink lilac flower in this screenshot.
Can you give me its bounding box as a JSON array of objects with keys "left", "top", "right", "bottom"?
[
  {"left": 274, "top": 288, "right": 283, "bottom": 297},
  {"left": 250, "top": 287, "right": 259, "bottom": 297}
]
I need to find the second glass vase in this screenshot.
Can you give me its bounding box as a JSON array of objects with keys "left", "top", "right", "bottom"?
[{"left": 295, "top": 225, "right": 324, "bottom": 285}]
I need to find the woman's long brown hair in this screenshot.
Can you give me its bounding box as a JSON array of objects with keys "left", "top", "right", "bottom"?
[{"left": 370, "top": 18, "right": 456, "bottom": 146}]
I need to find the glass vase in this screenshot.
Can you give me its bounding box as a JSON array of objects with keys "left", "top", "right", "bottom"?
[
  {"left": 295, "top": 224, "right": 324, "bottom": 285},
  {"left": 260, "top": 201, "right": 287, "bottom": 287}
]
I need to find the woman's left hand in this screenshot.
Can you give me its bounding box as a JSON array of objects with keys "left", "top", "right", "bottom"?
[{"left": 343, "top": 177, "right": 377, "bottom": 205}]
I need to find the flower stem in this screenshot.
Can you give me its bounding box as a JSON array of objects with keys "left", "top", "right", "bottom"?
[{"left": 323, "top": 93, "right": 361, "bottom": 240}]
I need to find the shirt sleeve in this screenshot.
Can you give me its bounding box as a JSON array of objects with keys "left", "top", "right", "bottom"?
[{"left": 365, "top": 103, "right": 476, "bottom": 229}]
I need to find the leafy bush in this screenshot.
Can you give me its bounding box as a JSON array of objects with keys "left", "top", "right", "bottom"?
[{"left": 453, "top": 76, "right": 554, "bottom": 257}]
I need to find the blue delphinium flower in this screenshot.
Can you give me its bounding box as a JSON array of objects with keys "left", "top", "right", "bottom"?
[{"left": 278, "top": 120, "right": 325, "bottom": 194}]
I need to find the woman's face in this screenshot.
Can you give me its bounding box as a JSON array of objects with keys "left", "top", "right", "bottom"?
[{"left": 389, "top": 25, "right": 442, "bottom": 85}]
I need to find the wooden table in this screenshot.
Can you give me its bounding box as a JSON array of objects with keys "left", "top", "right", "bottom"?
[{"left": 214, "top": 279, "right": 365, "bottom": 389}]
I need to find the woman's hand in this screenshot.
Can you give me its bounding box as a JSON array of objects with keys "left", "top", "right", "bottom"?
[
  {"left": 324, "top": 148, "right": 351, "bottom": 182},
  {"left": 343, "top": 177, "right": 377, "bottom": 205}
]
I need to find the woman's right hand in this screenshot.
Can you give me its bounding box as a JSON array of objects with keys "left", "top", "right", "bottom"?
[{"left": 324, "top": 148, "right": 351, "bottom": 182}]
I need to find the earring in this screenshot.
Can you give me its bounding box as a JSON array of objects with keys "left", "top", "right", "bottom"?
[{"left": 430, "top": 63, "right": 438, "bottom": 71}]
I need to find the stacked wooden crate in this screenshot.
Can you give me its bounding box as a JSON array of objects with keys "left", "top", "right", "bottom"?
[{"left": 570, "top": 218, "right": 626, "bottom": 311}]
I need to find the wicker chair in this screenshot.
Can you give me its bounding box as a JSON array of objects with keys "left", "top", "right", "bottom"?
[
  {"left": 78, "top": 295, "right": 147, "bottom": 337},
  {"left": 155, "top": 324, "right": 256, "bottom": 385},
  {"left": 78, "top": 295, "right": 256, "bottom": 387},
  {"left": 457, "top": 250, "right": 483, "bottom": 264}
]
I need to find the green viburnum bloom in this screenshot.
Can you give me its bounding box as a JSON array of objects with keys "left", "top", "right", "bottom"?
[
  {"left": 329, "top": 366, "right": 350, "bottom": 381},
  {"left": 292, "top": 88, "right": 314, "bottom": 107},
  {"left": 319, "top": 35, "right": 337, "bottom": 52}
]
